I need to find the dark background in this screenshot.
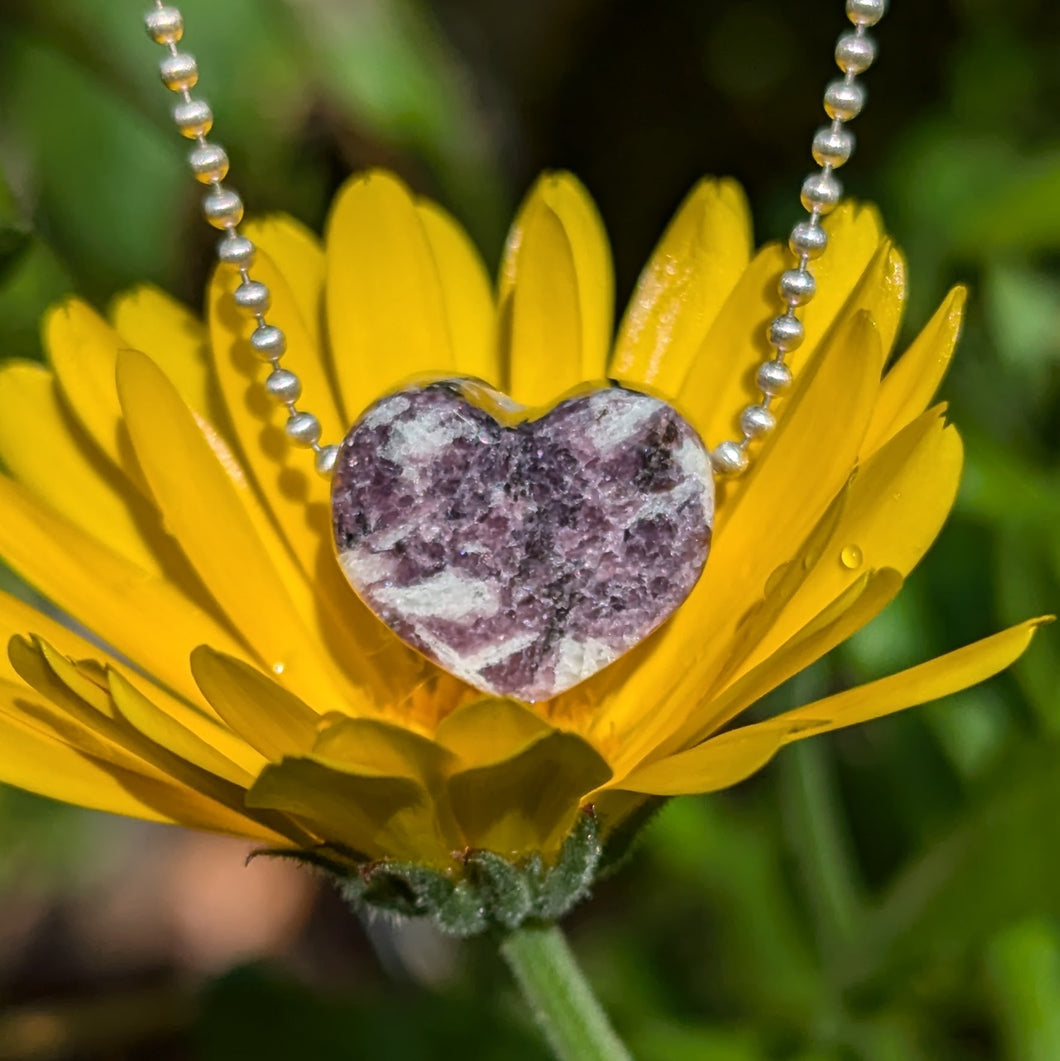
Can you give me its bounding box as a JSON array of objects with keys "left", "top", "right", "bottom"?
[{"left": 0, "top": 1, "right": 1058, "bottom": 1058}]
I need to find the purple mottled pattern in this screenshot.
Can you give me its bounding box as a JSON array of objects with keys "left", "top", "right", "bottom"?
[{"left": 331, "top": 381, "right": 714, "bottom": 701}]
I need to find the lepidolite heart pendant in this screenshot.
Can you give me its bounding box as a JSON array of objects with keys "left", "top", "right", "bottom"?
[{"left": 331, "top": 380, "right": 714, "bottom": 701}]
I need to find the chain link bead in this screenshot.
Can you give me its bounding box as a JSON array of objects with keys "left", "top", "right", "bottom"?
[
  {"left": 217, "top": 233, "right": 255, "bottom": 267},
  {"left": 159, "top": 52, "right": 198, "bottom": 91},
  {"left": 823, "top": 79, "right": 866, "bottom": 121},
  {"left": 709, "top": 0, "right": 885, "bottom": 478},
  {"left": 172, "top": 98, "right": 213, "bottom": 139},
  {"left": 144, "top": 6, "right": 183, "bottom": 44},
  {"left": 835, "top": 31, "right": 877, "bottom": 75},
  {"left": 188, "top": 143, "right": 228, "bottom": 184},
  {"left": 789, "top": 220, "right": 828, "bottom": 259},
  {"left": 779, "top": 268, "right": 816, "bottom": 305},
  {"left": 740, "top": 404, "right": 776, "bottom": 438},
  {"left": 757, "top": 360, "right": 793, "bottom": 396},
  {"left": 286, "top": 411, "right": 322, "bottom": 447},
  {"left": 801, "top": 171, "right": 843, "bottom": 214},
  {"left": 250, "top": 324, "right": 286, "bottom": 359},
  {"left": 812, "top": 125, "right": 855, "bottom": 168},
  {"left": 846, "top": 0, "right": 887, "bottom": 26},
  {"left": 769, "top": 314, "right": 804, "bottom": 352},
  {"left": 147, "top": 4, "right": 340, "bottom": 474},
  {"left": 315, "top": 444, "right": 340, "bottom": 477},
  {"left": 711, "top": 441, "right": 749, "bottom": 476},
  {"left": 233, "top": 280, "right": 270, "bottom": 314},
  {"left": 202, "top": 187, "right": 244, "bottom": 229},
  {"left": 265, "top": 368, "right": 302, "bottom": 402}
]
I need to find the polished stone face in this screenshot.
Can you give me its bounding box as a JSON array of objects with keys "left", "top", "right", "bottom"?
[{"left": 331, "top": 380, "right": 714, "bottom": 701}]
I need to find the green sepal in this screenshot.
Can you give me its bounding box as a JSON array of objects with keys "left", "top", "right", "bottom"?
[
  {"left": 245, "top": 845, "right": 356, "bottom": 879},
  {"left": 466, "top": 850, "right": 535, "bottom": 928},
  {"left": 337, "top": 860, "right": 489, "bottom": 936},
  {"left": 596, "top": 795, "right": 669, "bottom": 879},
  {"left": 271, "top": 809, "right": 605, "bottom": 936},
  {"left": 534, "top": 809, "right": 602, "bottom": 920}
]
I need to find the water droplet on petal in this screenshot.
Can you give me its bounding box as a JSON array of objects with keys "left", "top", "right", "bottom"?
[
  {"left": 839, "top": 544, "right": 863, "bottom": 570},
  {"left": 272, "top": 661, "right": 286, "bottom": 675}
]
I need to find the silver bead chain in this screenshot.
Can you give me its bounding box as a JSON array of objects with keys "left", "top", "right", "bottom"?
[
  {"left": 145, "top": 0, "right": 886, "bottom": 483},
  {"left": 143, "top": 2, "right": 340, "bottom": 478},
  {"left": 710, "top": 0, "right": 888, "bottom": 477}
]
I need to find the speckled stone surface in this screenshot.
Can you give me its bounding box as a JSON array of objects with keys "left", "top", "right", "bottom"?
[{"left": 331, "top": 381, "right": 714, "bottom": 701}]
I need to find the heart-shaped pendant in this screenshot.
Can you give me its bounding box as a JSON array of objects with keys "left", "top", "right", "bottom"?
[{"left": 331, "top": 381, "right": 714, "bottom": 701}]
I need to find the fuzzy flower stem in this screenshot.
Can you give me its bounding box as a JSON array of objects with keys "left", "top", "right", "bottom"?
[{"left": 500, "top": 923, "right": 633, "bottom": 1061}]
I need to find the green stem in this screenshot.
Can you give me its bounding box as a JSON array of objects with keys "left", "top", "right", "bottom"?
[
  {"left": 500, "top": 923, "right": 633, "bottom": 1061},
  {"left": 781, "top": 738, "right": 862, "bottom": 961}
]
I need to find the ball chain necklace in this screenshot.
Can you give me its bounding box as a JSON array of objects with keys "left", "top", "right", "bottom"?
[{"left": 141, "top": 0, "right": 887, "bottom": 702}]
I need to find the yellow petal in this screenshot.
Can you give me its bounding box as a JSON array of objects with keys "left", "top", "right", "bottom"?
[
  {"left": 247, "top": 756, "right": 449, "bottom": 863},
  {"left": 116, "top": 349, "right": 352, "bottom": 708},
  {"left": 45, "top": 299, "right": 143, "bottom": 484},
  {"left": 676, "top": 409, "right": 960, "bottom": 712},
  {"left": 714, "top": 309, "right": 884, "bottom": 542},
  {"left": 191, "top": 647, "right": 320, "bottom": 761},
  {"left": 500, "top": 173, "right": 614, "bottom": 404},
  {"left": 7, "top": 637, "right": 167, "bottom": 778},
  {"left": 618, "top": 724, "right": 802, "bottom": 797},
  {"left": 0, "top": 475, "right": 244, "bottom": 702},
  {"left": 0, "top": 680, "right": 283, "bottom": 838},
  {"left": 860, "top": 286, "right": 967, "bottom": 459},
  {"left": 243, "top": 215, "right": 326, "bottom": 352},
  {"left": 314, "top": 716, "right": 457, "bottom": 781},
  {"left": 433, "top": 698, "right": 552, "bottom": 768},
  {"left": 674, "top": 206, "right": 891, "bottom": 443},
  {"left": 748, "top": 409, "right": 963, "bottom": 672},
  {"left": 0, "top": 591, "right": 217, "bottom": 725},
  {"left": 0, "top": 592, "right": 79, "bottom": 685},
  {"left": 106, "top": 668, "right": 260, "bottom": 788},
  {"left": 325, "top": 170, "right": 452, "bottom": 420},
  {"left": 0, "top": 676, "right": 147, "bottom": 776},
  {"left": 768, "top": 617, "right": 1050, "bottom": 738},
  {"left": 417, "top": 200, "right": 498, "bottom": 385},
  {"left": 0, "top": 685, "right": 180, "bottom": 824},
  {"left": 0, "top": 360, "right": 165, "bottom": 573},
  {"left": 621, "top": 618, "right": 1048, "bottom": 796},
  {"left": 664, "top": 569, "right": 903, "bottom": 755},
  {"left": 109, "top": 284, "right": 224, "bottom": 428},
  {"left": 208, "top": 247, "right": 343, "bottom": 449},
  {"left": 34, "top": 639, "right": 114, "bottom": 715},
  {"left": 208, "top": 247, "right": 416, "bottom": 703},
  {"left": 310, "top": 718, "right": 463, "bottom": 861},
  {"left": 611, "top": 178, "right": 752, "bottom": 393},
  {"left": 590, "top": 311, "right": 884, "bottom": 769},
  {"left": 541, "top": 174, "right": 614, "bottom": 382},
  {"left": 35, "top": 638, "right": 261, "bottom": 776},
  {"left": 857, "top": 240, "right": 907, "bottom": 364},
  {"left": 652, "top": 408, "right": 962, "bottom": 744},
  {"left": 7, "top": 635, "right": 298, "bottom": 841},
  {"left": 676, "top": 202, "right": 887, "bottom": 445},
  {"left": 13, "top": 635, "right": 242, "bottom": 796},
  {"left": 446, "top": 731, "right": 611, "bottom": 857}
]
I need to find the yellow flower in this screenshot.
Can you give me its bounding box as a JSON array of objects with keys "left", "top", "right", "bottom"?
[{"left": 0, "top": 170, "right": 1044, "bottom": 896}]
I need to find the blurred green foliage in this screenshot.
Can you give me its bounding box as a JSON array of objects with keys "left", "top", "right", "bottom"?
[{"left": 0, "top": 0, "right": 1057, "bottom": 1058}]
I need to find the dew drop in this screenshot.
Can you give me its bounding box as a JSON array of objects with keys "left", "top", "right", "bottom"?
[
  {"left": 839, "top": 544, "right": 863, "bottom": 570},
  {"left": 271, "top": 661, "right": 286, "bottom": 675}
]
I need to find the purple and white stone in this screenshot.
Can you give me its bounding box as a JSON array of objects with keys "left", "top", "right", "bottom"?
[{"left": 331, "top": 380, "right": 714, "bottom": 702}]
